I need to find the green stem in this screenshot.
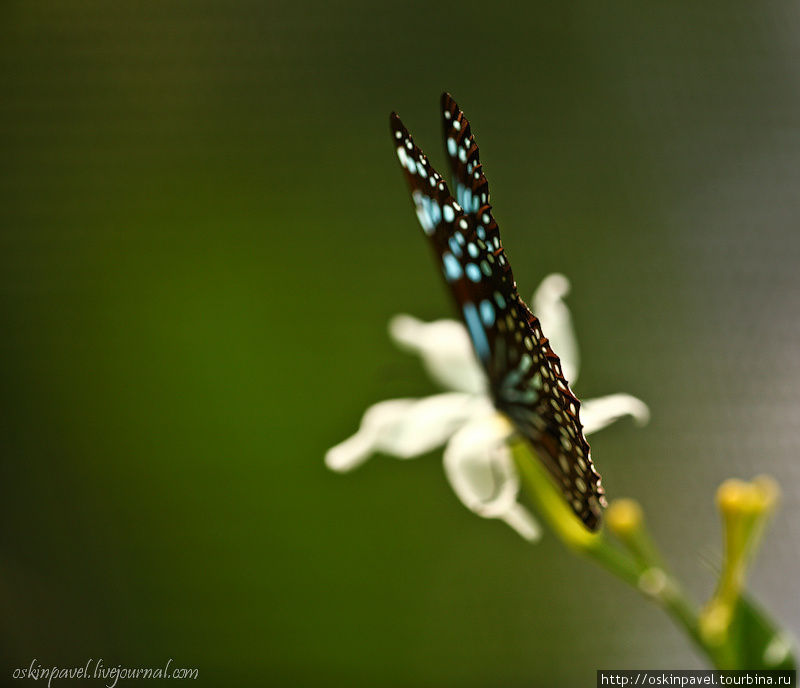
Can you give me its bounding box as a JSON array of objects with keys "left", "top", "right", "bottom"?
[
  {"left": 579, "top": 539, "right": 642, "bottom": 587},
  {"left": 511, "top": 441, "right": 711, "bottom": 663},
  {"left": 509, "top": 435, "right": 794, "bottom": 669}
]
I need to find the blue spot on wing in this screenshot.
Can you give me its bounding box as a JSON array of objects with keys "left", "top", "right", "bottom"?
[
  {"left": 442, "top": 253, "right": 462, "bottom": 281},
  {"left": 462, "top": 302, "right": 490, "bottom": 361},
  {"left": 479, "top": 299, "right": 495, "bottom": 326},
  {"left": 465, "top": 263, "right": 482, "bottom": 282},
  {"left": 454, "top": 183, "right": 480, "bottom": 215},
  {"left": 455, "top": 183, "right": 471, "bottom": 213},
  {"left": 412, "top": 191, "right": 442, "bottom": 235}
]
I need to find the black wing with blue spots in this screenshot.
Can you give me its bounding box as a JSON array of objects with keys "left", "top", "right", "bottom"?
[
  {"left": 440, "top": 92, "right": 491, "bottom": 223},
  {"left": 389, "top": 95, "right": 605, "bottom": 530}
]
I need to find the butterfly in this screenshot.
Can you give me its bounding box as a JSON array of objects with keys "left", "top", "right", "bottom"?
[{"left": 389, "top": 93, "right": 606, "bottom": 531}]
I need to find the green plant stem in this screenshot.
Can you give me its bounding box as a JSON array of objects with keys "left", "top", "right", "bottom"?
[
  {"left": 510, "top": 441, "right": 797, "bottom": 669},
  {"left": 579, "top": 539, "right": 641, "bottom": 587},
  {"left": 511, "top": 441, "right": 710, "bottom": 663}
]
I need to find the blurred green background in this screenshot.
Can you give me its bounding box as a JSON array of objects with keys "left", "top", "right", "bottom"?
[{"left": 1, "top": 1, "right": 799, "bottom": 686}]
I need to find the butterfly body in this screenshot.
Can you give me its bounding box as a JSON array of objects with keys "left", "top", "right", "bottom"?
[{"left": 390, "top": 94, "right": 606, "bottom": 530}]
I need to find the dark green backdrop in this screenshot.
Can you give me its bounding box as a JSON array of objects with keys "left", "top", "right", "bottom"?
[{"left": 1, "top": 2, "right": 799, "bottom": 686}]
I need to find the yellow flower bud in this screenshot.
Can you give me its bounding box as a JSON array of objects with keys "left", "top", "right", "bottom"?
[
  {"left": 607, "top": 498, "right": 644, "bottom": 538},
  {"left": 701, "top": 475, "right": 781, "bottom": 647}
]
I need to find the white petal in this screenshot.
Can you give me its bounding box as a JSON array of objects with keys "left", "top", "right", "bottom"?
[
  {"left": 532, "top": 273, "right": 580, "bottom": 384},
  {"left": 325, "top": 399, "right": 408, "bottom": 472},
  {"left": 326, "top": 393, "right": 492, "bottom": 472},
  {"left": 443, "top": 412, "right": 542, "bottom": 541},
  {"left": 389, "top": 314, "right": 486, "bottom": 394},
  {"left": 580, "top": 393, "right": 651, "bottom": 435},
  {"left": 501, "top": 503, "right": 542, "bottom": 542}
]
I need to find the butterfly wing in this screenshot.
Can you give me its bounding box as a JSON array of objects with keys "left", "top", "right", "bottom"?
[
  {"left": 390, "top": 100, "right": 605, "bottom": 530},
  {"left": 440, "top": 92, "right": 489, "bottom": 218}
]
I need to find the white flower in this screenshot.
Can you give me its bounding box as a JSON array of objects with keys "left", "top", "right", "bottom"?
[{"left": 325, "top": 274, "right": 650, "bottom": 541}]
